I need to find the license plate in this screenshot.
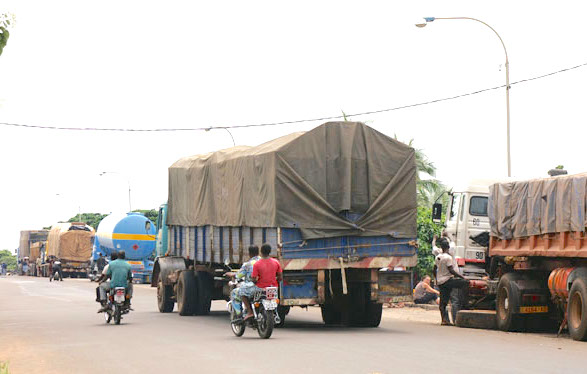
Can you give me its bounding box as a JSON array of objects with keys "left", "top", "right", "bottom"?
[
  {"left": 519, "top": 306, "right": 548, "bottom": 314},
  {"left": 115, "top": 290, "right": 125, "bottom": 303},
  {"left": 262, "top": 299, "right": 277, "bottom": 310},
  {"left": 265, "top": 287, "right": 278, "bottom": 300}
]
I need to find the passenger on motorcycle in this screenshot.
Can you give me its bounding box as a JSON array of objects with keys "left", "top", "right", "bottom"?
[
  {"left": 229, "top": 245, "right": 260, "bottom": 318},
  {"left": 246, "top": 243, "right": 282, "bottom": 321},
  {"left": 97, "top": 252, "right": 117, "bottom": 307},
  {"left": 98, "top": 251, "right": 133, "bottom": 312}
]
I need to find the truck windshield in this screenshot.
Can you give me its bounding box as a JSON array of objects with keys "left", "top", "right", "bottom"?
[{"left": 469, "top": 196, "right": 488, "bottom": 216}]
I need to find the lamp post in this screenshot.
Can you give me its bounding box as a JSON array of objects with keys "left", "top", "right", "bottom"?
[
  {"left": 99, "top": 171, "right": 132, "bottom": 212},
  {"left": 205, "top": 127, "right": 236, "bottom": 147},
  {"left": 416, "top": 17, "right": 511, "bottom": 177}
]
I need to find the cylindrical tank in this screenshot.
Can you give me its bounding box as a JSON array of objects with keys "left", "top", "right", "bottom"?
[{"left": 93, "top": 213, "right": 156, "bottom": 261}]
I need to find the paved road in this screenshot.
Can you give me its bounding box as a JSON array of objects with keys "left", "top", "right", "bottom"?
[{"left": 1, "top": 276, "right": 586, "bottom": 374}]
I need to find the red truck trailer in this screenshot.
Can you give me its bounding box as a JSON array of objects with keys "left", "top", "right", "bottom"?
[{"left": 487, "top": 173, "right": 587, "bottom": 340}]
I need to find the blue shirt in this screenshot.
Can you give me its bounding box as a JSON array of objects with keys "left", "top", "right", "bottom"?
[{"left": 236, "top": 256, "right": 259, "bottom": 287}]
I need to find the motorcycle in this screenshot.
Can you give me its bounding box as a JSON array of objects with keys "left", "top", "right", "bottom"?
[
  {"left": 103, "top": 287, "right": 130, "bottom": 325},
  {"left": 227, "top": 282, "right": 279, "bottom": 339}
]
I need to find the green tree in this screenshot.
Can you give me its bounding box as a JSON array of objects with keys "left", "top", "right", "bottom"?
[
  {"left": 68, "top": 213, "right": 108, "bottom": 230},
  {"left": 0, "top": 13, "right": 15, "bottom": 57},
  {"left": 0, "top": 249, "right": 17, "bottom": 271},
  {"left": 132, "top": 209, "right": 159, "bottom": 226},
  {"left": 416, "top": 206, "right": 443, "bottom": 278}
]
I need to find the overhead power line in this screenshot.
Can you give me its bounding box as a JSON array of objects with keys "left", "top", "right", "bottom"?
[{"left": 1, "top": 61, "right": 586, "bottom": 132}]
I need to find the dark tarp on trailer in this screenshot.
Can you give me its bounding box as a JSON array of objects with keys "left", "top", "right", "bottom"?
[
  {"left": 488, "top": 173, "right": 587, "bottom": 239},
  {"left": 168, "top": 122, "right": 417, "bottom": 240}
]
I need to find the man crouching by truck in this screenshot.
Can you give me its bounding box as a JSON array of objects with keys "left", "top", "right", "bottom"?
[{"left": 434, "top": 238, "right": 468, "bottom": 326}]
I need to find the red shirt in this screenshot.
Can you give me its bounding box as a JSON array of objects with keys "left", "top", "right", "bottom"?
[{"left": 252, "top": 258, "right": 282, "bottom": 288}]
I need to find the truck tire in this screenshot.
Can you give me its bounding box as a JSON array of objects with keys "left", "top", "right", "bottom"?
[
  {"left": 568, "top": 277, "right": 587, "bottom": 341},
  {"left": 321, "top": 304, "right": 341, "bottom": 325},
  {"left": 177, "top": 271, "right": 197, "bottom": 316},
  {"left": 496, "top": 273, "right": 522, "bottom": 332},
  {"left": 194, "top": 271, "right": 212, "bottom": 315},
  {"left": 157, "top": 275, "right": 174, "bottom": 313},
  {"left": 276, "top": 305, "right": 289, "bottom": 328},
  {"left": 362, "top": 302, "right": 383, "bottom": 328}
]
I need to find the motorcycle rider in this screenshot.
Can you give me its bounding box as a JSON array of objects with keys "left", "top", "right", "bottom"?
[
  {"left": 246, "top": 243, "right": 282, "bottom": 321},
  {"left": 98, "top": 251, "right": 133, "bottom": 312},
  {"left": 229, "top": 245, "right": 260, "bottom": 319}
]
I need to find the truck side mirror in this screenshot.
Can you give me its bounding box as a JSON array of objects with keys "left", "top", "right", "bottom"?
[
  {"left": 145, "top": 221, "right": 152, "bottom": 233},
  {"left": 432, "top": 203, "right": 443, "bottom": 223}
]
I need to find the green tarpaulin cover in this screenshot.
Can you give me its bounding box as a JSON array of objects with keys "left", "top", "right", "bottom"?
[{"left": 168, "top": 122, "right": 417, "bottom": 240}]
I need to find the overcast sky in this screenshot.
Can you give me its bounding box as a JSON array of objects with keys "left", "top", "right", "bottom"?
[{"left": 1, "top": 1, "right": 586, "bottom": 251}]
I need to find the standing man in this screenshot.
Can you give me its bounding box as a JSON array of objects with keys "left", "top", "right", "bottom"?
[
  {"left": 433, "top": 232, "right": 463, "bottom": 323},
  {"left": 36, "top": 257, "right": 42, "bottom": 277},
  {"left": 434, "top": 238, "right": 468, "bottom": 325},
  {"left": 97, "top": 254, "right": 106, "bottom": 273}
]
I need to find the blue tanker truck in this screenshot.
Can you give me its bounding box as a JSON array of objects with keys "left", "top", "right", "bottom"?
[
  {"left": 92, "top": 212, "right": 157, "bottom": 283},
  {"left": 152, "top": 122, "right": 418, "bottom": 326}
]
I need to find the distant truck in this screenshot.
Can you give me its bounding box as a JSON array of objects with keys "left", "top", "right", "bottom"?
[
  {"left": 18, "top": 230, "right": 49, "bottom": 261},
  {"left": 45, "top": 222, "right": 94, "bottom": 278},
  {"left": 18, "top": 230, "right": 49, "bottom": 275},
  {"left": 92, "top": 212, "right": 157, "bottom": 283},
  {"left": 152, "top": 122, "right": 418, "bottom": 327},
  {"left": 437, "top": 173, "right": 587, "bottom": 341}
]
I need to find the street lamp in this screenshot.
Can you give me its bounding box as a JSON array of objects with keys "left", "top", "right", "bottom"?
[
  {"left": 205, "top": 127, "right": 236, "bottom": 147},
  {"left": 99, "top": 171, "right": 132, "bottom": 212},
  {"left": 416, "top": 17, "right": 512, "bottom": 177}
]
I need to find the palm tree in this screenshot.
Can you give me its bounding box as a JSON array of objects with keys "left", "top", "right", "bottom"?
[{"left": 397, "top": 137, "right": 446, "bottom": 207}]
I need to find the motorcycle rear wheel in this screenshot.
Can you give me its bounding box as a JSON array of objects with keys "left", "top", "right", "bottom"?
[
  {"left": 114, "top": 305, "right": 122, "bottom": 325},
  {"left": 257, "top": 307, "right": 274, "bottom": 339}
]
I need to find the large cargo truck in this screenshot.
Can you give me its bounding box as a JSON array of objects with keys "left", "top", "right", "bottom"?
[
  {"left": 152, "top": 122, "right": 418, "bottom": 327},
  {"left": 438, "top": 173, "right": 587, "bottom": 340},
  {"left": 45, "top": 222, "right": 94, "bottom": 278},
  {"left": 92, "top": 212, "right": 157, "bottom": 283}
]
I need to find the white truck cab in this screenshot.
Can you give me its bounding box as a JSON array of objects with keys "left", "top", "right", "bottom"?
[{"left": 434, "top": 179, "right": 508, "bottom": 278}]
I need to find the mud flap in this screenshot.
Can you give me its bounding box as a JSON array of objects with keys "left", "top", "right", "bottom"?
[{"left": 151, "top": 256, "right": 187, "bottom": 287}]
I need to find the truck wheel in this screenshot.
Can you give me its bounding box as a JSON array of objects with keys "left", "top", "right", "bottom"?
[
  {"left": 194, "top": 271, "right": 212, "bottom": 315},
  {"left": 496, "top": 273, "right": 522, "bottom": 332},
  {"left": 157, "top": 275, "right": 174, "bottom": 313},
  {"left": 177, "top": 271, "right": 197, "bottom": 316},
  {"left": 568, "top": 277, "right": 587, "bottom": 341},
  {"left": 321, "top": 304, "right": 341, "bottom": 325},
  {"left": 362, "top": 302, "right": 382, "bottom": 328},
  {"left": 275, "top": 305, "right": 289, "bottom": 328}
]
